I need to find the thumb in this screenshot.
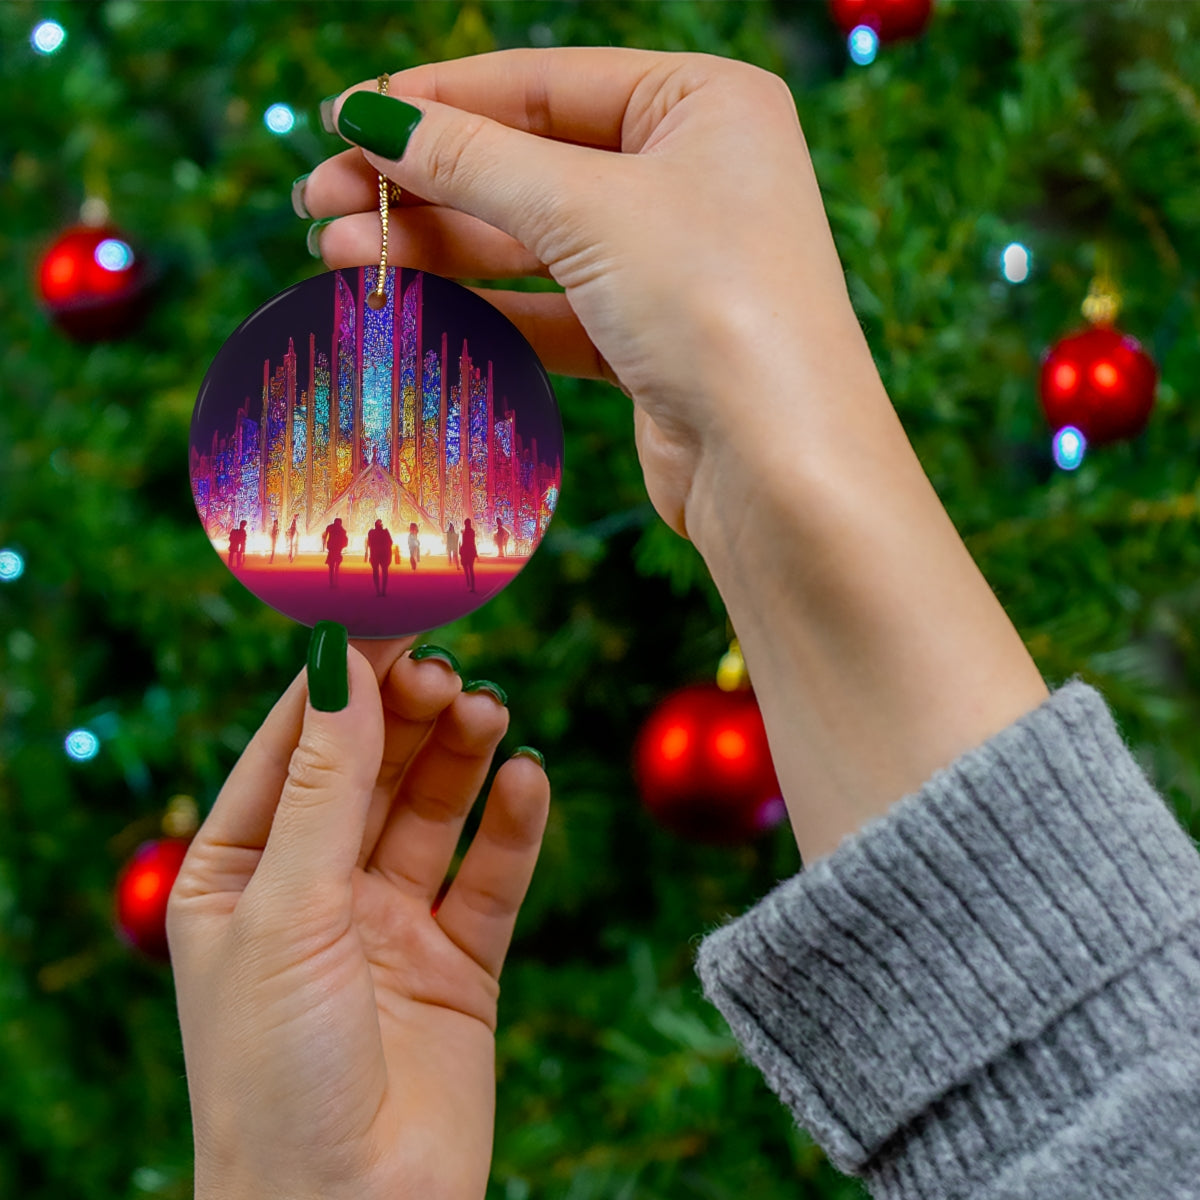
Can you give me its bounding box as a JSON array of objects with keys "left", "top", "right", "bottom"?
[
  {"left": 331, "top": 88, "right": 608, "bottom": 261},
  {"left": 253, "top": 622, "right": 384, "bottom": 905}
]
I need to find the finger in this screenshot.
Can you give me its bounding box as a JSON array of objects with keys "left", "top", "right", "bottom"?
[
  {"left": 461, "top": 287, "right": 621, "bottom": 386},
  {"left": 350, "top": 636, "right": 418, "bottom": 686},
  {"left": 315, "top": 206, "right": 548, "bottom": 280},
  {"left": 356, "top": 649, "right": 464, "bottom": 870},
  {"left": 339, "top": 46, "right": 669, "bottom": 151},
  {"left": 300, "top": 147, "right": 434, "bottom": 217},
  {"left": 171, "top": 668, "right": 308, "bottom": 901},
  {"left": 251, "top": 642, "right": 385, "bottom": 902},
  {"left": 434, "top": 753, "right": 550, "bottom": 981},
  {"left": 331, "top": 88, "right": 624, "bottom": 257},
  {"left": 365, "top": 687, "right": 510, "bottom": 902}
]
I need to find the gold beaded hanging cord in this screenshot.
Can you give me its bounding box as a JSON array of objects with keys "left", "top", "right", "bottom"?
[{"left": 367, "top": 74, "right": 404, "bottom": 310}]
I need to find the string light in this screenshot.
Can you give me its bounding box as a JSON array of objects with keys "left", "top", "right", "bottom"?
[
  {"left": 1001, "top": 242, "right": 1032, "bottom": 284},
  {"left": 65, "top": 729, "right": 101, "bottom": 762},
  {"left": 1052, "top": 425, "right": 1086, "bottom": 471},
  {"left": 0, "top": 549, "right": 24, "bottom": 582},
  {"left": 95, "top": 238, "right": 134, "bottom": 272},
  {"left": 31, "top": 20, "right": 66, "bottom": 55},
  {"left": 264, "top": 103, "right": 296, "bottom": 135},
  {"left": 848, "top": 25, "right": 879, "bottom": 65}
]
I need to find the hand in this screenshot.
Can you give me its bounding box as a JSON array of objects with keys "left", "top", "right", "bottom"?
[
  {"left": 300, "top": 47, "right": 874, "bottom": 545},
  {"left": 167, "top": 632, "right": 550, "bottom": 1200}
]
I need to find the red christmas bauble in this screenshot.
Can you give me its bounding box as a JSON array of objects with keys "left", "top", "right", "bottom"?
[
  {"left": 828, "top": 0, "right": 933, "bottom": 41},
  {"left": 1039, "top": 325, "right": 1157, "bottom": 446},
  {"left": 37, "top": 224, "right": 150, "bottom": 341},
  {"left": 633, "top": 683, "right": 785, "bottom": 845},
  {"left": 114, "top": 838, "right": 191, "bottom": 961}
]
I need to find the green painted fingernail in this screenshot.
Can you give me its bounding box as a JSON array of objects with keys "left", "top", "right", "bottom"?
[
  {"left": 410, "top": 644, "right": 461, "bottom": 674},
  {"left": 306, "top": 217, "right": 335, "bottom": 259},
  {"left": 291, "top": 173, "right": 311, "bottom": 219},
  {"left": 463, "top": 679, "right": 508, "bottom": 707},
  {"left": 319, "top": 94, "right": 339, "bottom": 134},
  {"left": 512, "top": 746, "right": 545, "bottom": 769},
  {"left": 307, "top": 621, "right": 348, "bottom": 712},
  {"left": 336, "top": 91, "right": 423, "bottom": 160}
]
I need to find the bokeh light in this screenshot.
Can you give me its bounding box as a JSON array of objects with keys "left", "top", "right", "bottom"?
[
  {"left": 65, "top": 729, "right": 101, "bottom": 762},
  {"left": 0, "top": 549, "right": 24, "bottom": 582},
  {"left": 1052, "top": 425, "right": 1086, "bottom": 471},
  {"left": 848, "top": 25, "right": 879, "bottom": 66},
  {"left": 95, "top": 238, "right": 134, "bottom": 272},
  {"left": 264, "top": 103, "right": 296, "bottom": 134},
  {"left": 31, "top": 20, "right": 66, "bottom": 55},
  {"left": 1001, "top": 242, "right": 1032, "bottom": 283}
]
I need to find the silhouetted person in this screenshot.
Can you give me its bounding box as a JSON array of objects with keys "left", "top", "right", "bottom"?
[
  {"left": 269, "top": 518, "right": 279, "bottom": 564},
  {"left": 322, "top": 517, "right": 348, "bottom": 589},
  {"left": 461, "top": 518, "right": 478, "bottom": 592},
  {"left": 366, "top": 519, "right": 393, "bottom": 597},
  {"left": 287, "top": 516, "right": 298, "bottom": 563},
  {"left": 408, "top": 522, "right": 421, "bottom": 571},
  {"left": 446, "top": 522, "right": 459, "bottom": 568},
  {"left": 228, "top": 520, "right": 247, "bottom": 568},
  {"left": 495, "top": 519, "right": 510, "bottom": 559}
]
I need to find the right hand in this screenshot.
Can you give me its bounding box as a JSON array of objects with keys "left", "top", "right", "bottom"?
[{"left": 301, "top": 48, "right": 879, "bottom": 546}]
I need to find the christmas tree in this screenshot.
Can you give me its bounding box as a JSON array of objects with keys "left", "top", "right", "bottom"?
[{"left": 2, "top": 3, "right": 1199, "bottom": 1198}]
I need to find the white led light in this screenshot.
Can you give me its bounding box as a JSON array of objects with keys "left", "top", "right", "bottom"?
[
  {"left": 95, "top": 238, "right": 134, "bottom": 272},
  {"left": 849, "top": 25, "right": 879, "bottom": 66},
  {"left": 0, "top": 549, "right": 24, "bottom": 581},
  {"left": 32, "top": 20, "right": 66, "bottom": 55},
  {"left": 65, "top": 729, "right": 100, "bottom": 761},
  {"left": 1052, "top": 425, "right": 1086, "bottom": 471},
  {"left": 264, "top": 103, "right": 296, "bottom": 135},
  {"left": 1001, "top": 242, "right": 1032, "bottom": 284}
]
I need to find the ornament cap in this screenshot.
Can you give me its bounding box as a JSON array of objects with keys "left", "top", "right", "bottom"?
[
  {"left": 162, "top": 794, "right": 199, "bottom": 839},
  {"left": 717, "top": 637, "right": 749, "bottom": 691}
]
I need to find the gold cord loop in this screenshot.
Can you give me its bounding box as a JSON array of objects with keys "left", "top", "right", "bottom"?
[{"left": 367, "top": 74, "right": 398, "bottom": 310}]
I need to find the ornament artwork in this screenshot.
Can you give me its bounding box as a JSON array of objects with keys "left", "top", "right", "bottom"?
[
  {"left": 37, "top": 223, "right": 149, "bottom": 341},
  {"left": 113, "top": 795, "right": 198, "bottom": 961},
  {"left": 190, "top": 77, "right": 562, "bottom": 639},
  {"left": 634, "top": 646, "right": 785, "bottom": 845},
  {"left": 828, "top": 0, "right": 933, "bottom": 42},
  {"left": 1039, "top": 261, "right": 1158, "bottom": 447}
]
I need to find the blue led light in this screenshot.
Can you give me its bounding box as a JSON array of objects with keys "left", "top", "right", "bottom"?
[
  {"left": 65, "top": 729, "right": 100, "bottom": 762},
  {"left": 848, "top": 25, "right": 879, "bottom": 66},
  {"left": 264, "top": 103, "right": 296, "bottom": 135},
  {"left": 1001, "top": 242, "right": 1032, "bottom": 284},
  {"left": 32, "top": 20, "right": 66, "bottom": 54},
  {"left": 95, "top": 238, "right": 134, "bottom": 272},
  {"left": 1052, "top": 425, "right": 1086, "bottom": 471},
  {"left": 0, "top": 549, "right": 24, "bottom": 581}
]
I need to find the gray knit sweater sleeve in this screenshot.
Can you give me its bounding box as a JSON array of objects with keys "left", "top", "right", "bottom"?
[{"left": 693, "top": 679, "right": 1200, "bottom": 1198}]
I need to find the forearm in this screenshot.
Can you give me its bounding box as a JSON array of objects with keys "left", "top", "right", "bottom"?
[{"left": 687, "top": 320, "right": 1049, "bottom": 865}]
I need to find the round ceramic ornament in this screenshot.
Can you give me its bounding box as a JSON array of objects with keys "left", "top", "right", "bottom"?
[{"left": 189, "top": 263, "right": 563, "bottom": 637}]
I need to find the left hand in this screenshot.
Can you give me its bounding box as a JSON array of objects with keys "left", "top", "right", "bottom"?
[{"left": 167, "top": 634, "right": 550, "bottom": 1200}]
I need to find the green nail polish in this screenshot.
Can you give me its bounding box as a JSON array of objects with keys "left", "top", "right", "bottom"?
[
  {"left": 319, "top": 94, "right": 339, "bottom": 134},
  {"left": 463, "top": 679, "right": 508, "bottom": 707},
  {"left": 306, "top": 218, "right": 335, "bottom": 259},
  {"left": 410, "top": 644, "right": 461, "bottom": 674},
  {"left": 307, "top": 621, "right": 348, "bottom": 712},
  {"left": 336, "top": 91, "right": 423, "bottom": 160},
  {"left": 512, "top": 745, "right": 545, "bottom": 769},
  {"left": 291, "top": 173, "right": 311, "bottom": 219}
]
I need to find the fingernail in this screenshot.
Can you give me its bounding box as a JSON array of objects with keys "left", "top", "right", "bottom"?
[
  {"left": 463, "top": 679, "right": 508, "bottom": 707},
  {"left": 306, "top": 217, "right": 335, "bottom": 259},
  {"left": 409, "top": 644, "right": 461, "bottom": 674},
  {"left": 512, "top": 745, "right": 545, "bottom": 769},
  {"left": 319, "top": 94, "right": 339, "bottom": 134},
  {"left": 308, "top": 621, "right": 349, "bottom": 712},
  {"left": 291, "top": 173, "right": 311, "bottom": 219},
  {"left": 336, "top": 91, "right": 423, "bottom": 160}
]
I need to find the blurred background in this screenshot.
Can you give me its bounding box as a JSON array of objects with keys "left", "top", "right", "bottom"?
[{"left": 2, "top": 2, "right": 1199, "bottom": 1197}]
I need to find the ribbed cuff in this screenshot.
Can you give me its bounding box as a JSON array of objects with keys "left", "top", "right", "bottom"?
[{"left": 694, "top": 678, "right": 1200, "bottom": 1191}]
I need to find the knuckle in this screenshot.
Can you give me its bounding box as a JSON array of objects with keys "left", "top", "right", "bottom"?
[
  {"left": 426, "top": 113, "right": 489, "bottom": 194},
  {"left": 282, "top": 739, "right": 342, "bottom": 803}
]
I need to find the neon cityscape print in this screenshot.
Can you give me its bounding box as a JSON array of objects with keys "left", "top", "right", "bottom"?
[{"left": 189, "top": 266, "right": 563, "bottom": 637}]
